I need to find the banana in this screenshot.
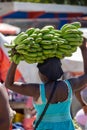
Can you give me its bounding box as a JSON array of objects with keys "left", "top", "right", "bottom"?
[
  {"left": 42, "top": 55, "right": 47, "bottom": 60},
  {"left": 42, "top": 25, "right": 54, "bottom": 30},
  {"left": 53, "top": 30, "right": 61, "bottom": 34},
  {"left": 42, "top": 34, "right": 54, "bottom": 40},
  {"left": 56, "top": 51, "right": 64, "bottom": 59},
  {"left": 37, "top": 60, "right": 43, "bottom": 63},
  {"left": 28, "top": 48, "right": 37, "bottom": 53},
  {"left": 51, "top": 50, "right": 56, "bottom": 55},
  {"left": 40, "top": 40, "right": 52, "bottom": 45},
  {"left": 35, "top": 37, "right": 42, "bottom": 43},
  {"left": 30, "top": 33, "right": 37, "bottom": 39},
  {"left": 20, "top": 38, "right": 31, "bottom": 45},
  {"left": 8, "top": 49, "right": 12, "bottom": 54},
  {"left": 53, "top": 35, "right": 59, "bottom": 39},
  {"left": 62, "top": 29, "right": 83, "bottom": 35},
  {"left": 55, "top": 33, "right": 61, "bottom": 37},
  {"left": 63, "top": 34, "right": 81, "bottom": 39},
  {"left": 49, "top": 30, "right": 55, "bottom": 35},
  {"left": 13, "top": 32, "right": 25, "bottom": 44},
  {"left": 42, "top": 44, "right": 57, "bottom": 49},
  {"left": 24, "top": 58, "right": 36, "bottom": 64},
  {"left": 4, "top": 43, "right": 15, "bottom": 48},
  {"left": 43, "top": 49, "right": 52, "bottom": 54},
  {"left": 16, "top": 44, "right": 29, "bottom": 50},
  {"left": 36, "top": 57, "right": 43, "bottom": 61},
  {"left": 70, "top": 22, "right": 81, "bottom": 28},
  {"left": 48, "top": 53, "right": 56, "bottom": 58},
  {"left": 25, "top": 28, "right": 35, "bottom": 36},
  {"left": 69, "top": 41, "right": 82, "bottom": 46},
  {"left": 61, "top": 24, "right": 77, "bottom": 33},
  {"left": 71, "top": 47, "right": 77, "bottom": 52},
  {"left": 37, "top": 33, "right": 43, "bottom": 37},
  {"left": 51, "top": 39, "right": 58, "bottom": 44},
  {"left": 17, "top": 50, "right": 28, "bottom": 55},
  {"left": 77, "top": 30, "right": 83, "bottom": 35},
  {"left": 65, "top": 37, "right": 83, "bottom": 42},
  {"left": 58, "top": 48, "right": 71, "bottom": 54},
  {"left": 40, "top": 28, "right": 50, "bottom": 34},
  {"left": 59, "top": 44, "right": 71, "bottom": 49},
  {"left": 65, "top": 53, "right": 72, "bottom": 57},
  {"left": 24, "top": 56, "right": 36, "bottom": 61},
  {"left": 57, "top": 39, "right": 68, "bottom": 45},
  {"left": 60, "top": 23, "right": 69, "bottom": 30},
  {"left": 37, "top": 52, "right": 43, "bottom": 57},
  {"left": 33, "top": 28, "right": 40, "bottom": 34},
  {"left": 37, "top": 47, "right": 42, "bottom": 52},
  {"left": 14, "top": 33, "right": 28, "bottom": 45},
  {"left": 28, "top": 40, "right": 35, "bottom": 46},
  {"left": 12, "top": 54, "right": 21, "bottom": 64},
  {"left": 28, "top": 52, "right": 37, "bottom": 58},
  {"left": 30, "top": 43, "right": 40, "bottom": 49}
]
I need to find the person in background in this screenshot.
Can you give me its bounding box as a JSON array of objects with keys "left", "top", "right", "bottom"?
[
  {"left": 5, "top": 37, "right": 87, "bottom": 130},
  {"left": 75, "top": 87, "right": 87, "bottom": 114},
  {"left": 0, "top": 82, "right": 16, "bottom": 130},
  {"left": 74, "top": 86, "right": 87, "bottom": 130},
  {"left": 23, "top": 97, "right": 36, "bottom": 130}
]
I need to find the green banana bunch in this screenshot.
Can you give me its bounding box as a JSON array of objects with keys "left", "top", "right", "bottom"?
[{"left": 4, "top": 22, "right": 83, "bottom": 64}]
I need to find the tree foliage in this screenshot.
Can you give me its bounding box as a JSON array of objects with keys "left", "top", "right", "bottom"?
[{"left": 1, "top": 0, "right": 87, "bottom": 6}]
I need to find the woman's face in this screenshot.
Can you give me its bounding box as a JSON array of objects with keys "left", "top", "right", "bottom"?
[{"left": 38, "top": 71, "right": 48, "bottom": 83}]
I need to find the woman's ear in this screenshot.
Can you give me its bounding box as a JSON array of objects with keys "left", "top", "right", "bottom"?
[{"left": 38, "top": 71, "right": 48, "bottom": 83}]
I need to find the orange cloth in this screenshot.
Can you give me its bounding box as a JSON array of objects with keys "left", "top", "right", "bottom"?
[
  {"left": 9, "top": 124, "right": 12, "bottom": 130},
  {"left": 0, "top": 48, "right": 23, "bottom": 82},
  {"left": 23, "top": 116, "right": 36, "bottom": 130}
]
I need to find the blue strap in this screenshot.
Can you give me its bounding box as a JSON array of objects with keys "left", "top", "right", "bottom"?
[
  {"left": 64, "top": 80, "right": 72, "bottom": 99},
  {"left": 40, "top": 84, "right": 46, "bottom": 103}
]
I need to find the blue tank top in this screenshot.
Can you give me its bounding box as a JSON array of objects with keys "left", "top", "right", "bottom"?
[{"left": 33, "top": 80, "right": 75, "bottom": 130}]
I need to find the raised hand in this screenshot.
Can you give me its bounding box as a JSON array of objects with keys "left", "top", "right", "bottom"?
[
  {"left": 79, "top": 37, "right": 87, "bottom": 73},
  {"left": 80, "top": 38, "right": 87, "bottom": 50}
]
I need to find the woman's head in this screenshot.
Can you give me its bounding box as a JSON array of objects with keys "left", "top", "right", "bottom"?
[{"left": 37, "top": 57, "right": 64, "bottom": 82}]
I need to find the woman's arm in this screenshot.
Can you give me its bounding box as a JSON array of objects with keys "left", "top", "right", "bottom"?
[
  {"left": 75, "top": 88, "right": 86, "bottom": 106},
  {"left": 5, "top": 62, "right": 17, "bottom": 88},
  {"left": 80, "top": 38, "right": 87, "bottom": 73},
  {"left": 5, "top": 62, "right": 39, "bottom": 97},
  {"left": 69, "top": 38, "right": 87, "bottom": 91},
  {"left": 75, "top": 86, "right": 87, "bottom": 114},
  {"left": 74, "top": 37, "right": 87, "bottom": 103}
]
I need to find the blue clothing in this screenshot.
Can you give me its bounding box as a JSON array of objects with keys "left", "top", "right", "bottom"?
[{"left": 33, "top": 80, "right": 75, "bottom": 130}]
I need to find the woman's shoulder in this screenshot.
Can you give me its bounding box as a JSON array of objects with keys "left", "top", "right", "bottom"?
[{"left": 56, "top": 80, "right": 67, "bottom": 87}]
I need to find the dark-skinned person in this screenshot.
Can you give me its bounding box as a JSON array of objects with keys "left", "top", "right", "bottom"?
[
  {"left": 5, "top": 37, "right": 87, "bottom": 130},
  {"left": 75, "top": 85, "right": 87, "bottom": 114},
  {"left": 0, "top": 82, "right": 16, "bottom": 130},
  {"left": 75, "top": 84, "right": 87, "bottom": 129}
]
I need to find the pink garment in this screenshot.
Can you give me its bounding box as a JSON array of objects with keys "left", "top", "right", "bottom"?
[
  {"left": 23, "top": 116, "right": 35, "bottom": 130},
  {"left": 75, "top": 108, "right": 87, "bottom": 126},
  {"left": 25, "top": 97, "right": 34, "bottom": 108}
]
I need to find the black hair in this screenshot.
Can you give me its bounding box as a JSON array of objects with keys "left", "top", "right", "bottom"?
[{"left": 37, "top": 57, "right": 64, "bottom": 81}]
